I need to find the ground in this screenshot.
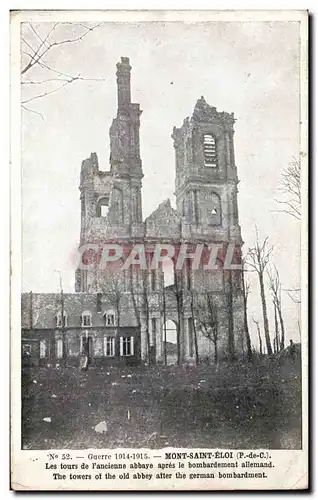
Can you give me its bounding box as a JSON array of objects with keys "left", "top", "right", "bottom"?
[{"left": 21, "top": 355, "right": 302, "bottom": 450}]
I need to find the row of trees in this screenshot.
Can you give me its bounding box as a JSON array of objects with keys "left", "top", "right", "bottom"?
[
  {"left": 242, "top": 157, "right": 301, "bottom": 358},
  {"left": 244, "top": 232, "right": 285, "bottom": 357}
]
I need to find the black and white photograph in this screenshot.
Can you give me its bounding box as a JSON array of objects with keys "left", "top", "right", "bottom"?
[{"left": 11, "top": 9, "right": 308, "bottom": 490}]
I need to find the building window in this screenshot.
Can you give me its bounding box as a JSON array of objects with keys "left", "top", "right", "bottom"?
[
  {"left": 96, "top": 196, "right": 109, "bottom": 217},
  {"left": 40, "top": 340, "right": 46, "bottom": 358},
  {"left": 104, "top": 337, "right": 115, "bottom": 357},
  {"left": 120, "top": 336, "right": 134, "bottom": 356},
  {"left": 104, "top": 310, "right": 116, "bottom": 326},
  {"left": 56, "top": 313, "right": 67, "bottom": 328},
  {"left": 23, "top": 344, "right": 32, "bottom": 355},
  {"left": 81, "top": 311, "right": 92, "bottom": 327},
  {"left": 101, "top": 205, "right": 108, "bottom": 217},
  {"left": 204, "top": 134, "right": 218, "bottom": 168},
  {"left": 56, "top": 339, "right": 63, "bottom": 359}
]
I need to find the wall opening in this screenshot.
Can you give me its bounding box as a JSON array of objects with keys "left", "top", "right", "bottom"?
[
  {"left": 163, "top": 319, "right": 178, "bottom": 365},
  {"left": 96, "top": 196, "right": 110, "bottom": 217},
  {"left": 206, "top": 192, "right": 221, "bottom": 225},
  {"left": 204, "top": 134, "right": 218, "bottom": 168},
  {"left": 162, "top": 259, "right": 174, "bottom": 287}
]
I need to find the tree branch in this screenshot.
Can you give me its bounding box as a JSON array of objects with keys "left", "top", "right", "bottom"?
[
  {"left": 28, "top": 23, "right": 46, "bottom": 45},
  {"left": 21, "top": 22, "right": 105, "bottom": 111},
  {"left": 21, "top": 22, "right": 103, "bottom": 77},
  {"left": 275, "top": 157, "right": 301, "bottom": 220},
  {"left": 21, "top": 74, "right": 105, "bottom": 104},
  {"left": 273, "top": 198, "right": 301, "bottom": 220},
  {"left": 283, "top": 287, "right": 301, "bottom": 304},
  {"left": 21, "top": 79, "right": 74, "bottom": 104},
  {"left": 21, "top": 22, "right": 59, "bottom": 75},
  {"left": 21, "top": 104, "right": 45, "bottom": 121}
]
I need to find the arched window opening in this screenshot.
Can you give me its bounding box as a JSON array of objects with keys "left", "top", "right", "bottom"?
[
  {"left": 163, "top": 320, "right": 178, "bottom": 365},
  {"left": 96, "top": 196, "right": 110, "bottom": 218},
  {"left": 204, "top": 134, "right": 218, "bottom": 168}
]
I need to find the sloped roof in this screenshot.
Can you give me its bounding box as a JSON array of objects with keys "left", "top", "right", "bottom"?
[{"left": 22, "top": 293, "right": 101, "bottom": 329}]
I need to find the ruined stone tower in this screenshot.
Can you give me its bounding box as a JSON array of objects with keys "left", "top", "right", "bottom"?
[
  {"left": 108, "top": 57, "right": 143, "bottom": 228},
  {"left": 74, "top": 57, "right": 245, "bottom": 362},
  {"left": 172, "top": 95, "right": 241, "bottom": 241},
  {"left": 75, "top": 57, "right": 144, "bottom": 292},
  {"left": 170, "top": 96, "right": 244, "bottom": 360}
]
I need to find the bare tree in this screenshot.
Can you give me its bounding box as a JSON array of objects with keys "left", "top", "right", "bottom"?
[
  {"left": 129, "top": 266, "right": 141, "bottom": 329},
  {"left": 29, "top": 290, "right": 33, "bottom": 331},
  {"left": 142, "top": 270, "right": 151, "bottom": 364},
  {"left": 173, "top": 264, "right": 183, "bottom": 365},
  {"left": 252, "top": 317, "right": 263, "bottom": 356},
  {"left": 241, "top": 263, "right": 253, "bottom": 362},
  {"left": 162, "top": 284, "right": 168, "bottom": 365},
  {"left": 247, "top": 227, "right": 273, "bottom": 355},
  {"left": 267, "top": 264, "right": 285, "bottom": 351},
  {"left": 273, "top": 299, "right": 280, "bottom": 354},
  {"left": 21, "top": 22, "right": 105, "bottom": 116},
  {"left": 54, "top": 270, "right": 67, "bottom": 364},
  {"left": 195, "top": 293, "right": 220, "bottom": 364},
  {"left": 225, "top": 270, "right": 235, "bottom": 361},
  {"left": 275, "top": 157, "right": 301, "bottom": 220},
  {"left": 190, "top": 291, "right": 200, "bottom": 365},
  {"left": 129, "top": 266, "right": 152, "bottom": 364}
]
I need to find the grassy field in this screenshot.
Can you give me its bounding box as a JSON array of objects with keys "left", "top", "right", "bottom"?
[{"left": 21, "top": 355, "right": 302, "bottom": 450}]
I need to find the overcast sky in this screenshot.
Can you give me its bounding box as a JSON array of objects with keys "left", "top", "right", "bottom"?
[{"left": 21, "top": 20, "right": 301, "bottom": 346}]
